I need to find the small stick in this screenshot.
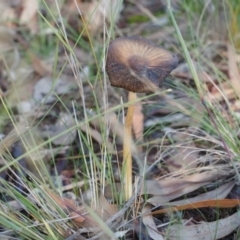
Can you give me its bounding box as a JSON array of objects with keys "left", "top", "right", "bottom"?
[{"left": 123, "top": 91, "right": 136, "bottom": 200}]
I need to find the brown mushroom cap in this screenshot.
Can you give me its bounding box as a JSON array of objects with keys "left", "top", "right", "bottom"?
[{"left": 106, "top": 35, "right": 178, "bottom": 93}]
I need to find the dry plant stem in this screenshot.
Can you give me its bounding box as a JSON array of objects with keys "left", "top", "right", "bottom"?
[
  {"left": 202, "top": 99, "right": 240, "bottom": 183},
  {"left": 123, "top": 91, "right": 136, "bottom": 200}
]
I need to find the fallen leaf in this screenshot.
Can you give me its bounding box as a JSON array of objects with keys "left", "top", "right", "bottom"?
[
  {"left": 0, "top": 27, "right": 15, "bottom": 52},
  {"left": 166, "top": 211, "right": 240, "bottom": 240},
  {"left": 39, "top": 112, "right": 77, "bottom": 146},
  {"left": 46, "top": 190, "right": 86, "bottom": 223},
  {"left": 147, "top": 182, "right": 210, "bottom": 206},
  {"left": 208, "top": 81, "right": 235, "bottom": 102},
  {"left": 98, "top": 194, "right": 118, "bottom": 217},
  {"left": 75, "top": 194, "right": 119, "bottom": 229},
  {"left": 142, "top": 205, "right": 164, "bottom": 240},
  {"left": 113, "top": 230, "right": 130, "bottom": 239},
  {"left": 29, "top": 52, "right": 52, "bottom": 76},
  {"left": 164, "top": 131, "right": 198, "bottom": 172},
  {"left": 7, "top": 60, "right": 36, "bottom": 109},
  {"left": 146, "top": 170, "right": 230, "bottom": 206},
  {"left": 89, "top": 111, "right": 133, "bottom": 153},
  {"left": 150, "top": 198, "right": 240, "bottom": 215},
  {"left": 80, "top": 0, "right": 122, "bottom": 34},
  {"left": 20, "top": 0, "right": 38, "bottom": 24},
  {"left": 0, "top": 2, "right": 17, "bottom": 24},
  {"left": 80, "top": 124, "right": 115, "bottom": 153},
  {"left": 164, "top": 181, "right": 235, "bottom": 207},
  {"left": 171, "top": 61, "right": 210, "bottom": 83},
  {"left": 147, "top": 170, "right": 228, "bottom": 196},
  {"left": 33, "top": 76, "right": 77, "bottom": 104}
]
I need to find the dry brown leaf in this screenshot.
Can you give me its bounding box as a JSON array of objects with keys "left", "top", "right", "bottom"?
[
  {"left": 20, "top": 0, "right": 38, "bottom": 24},
  {"left": 114, "top": 230, "right": 130, "bottom": 238},
  {"left": 26, "top": 11, "right": 38, "bottom": 34},
  {"left": 44, "top": 191, "right": 117, "bottom": 231},
  {"left": 7, "top": 61, "right": 36, "bottom": 108},
  {"left": 171, "top": 62, "right": 210, "bottom": 83},
  {"left": 142, "top": 205, "right": 164, "bottom": 240},
  {"left": 165, "top": 132, "right": 198, "bottom": 172},
  {"left": 146, "top": 170, "right": 229, "bottom": 206},
  {"left": 68, "top": 1, "right": 89, "bottom": 14},
  {"left": 40, "top": 112, "right": 77, "bottom": 146},
  {"left": 208, "top": 82, "right": 235, "bottom": 102},
  {"left": 19, "top": 0, "right": 38, "bottom": 33},
  {"left": 19, "top": 125, "right": 50, "bottom": 178},
  {"left": 147, "top": 182, "right": 209, "bottom": 206},
  {"left": 80, "top": 0, "right": 121, "bottom": 34},
  {"left": 0, "top": 122, "right": 26, "bottom": 154},
  {"left": 47, "top": 190, "right": 76, "bottom": 210},
  {"left": 0, "top": 2, "right": 17, "bottom": 24},
  {"left": 46, "top": 190, "right": 86, "bottom": 223},
  {"left": 33, "top": 76, "right": 77, "bottom": 104},
  {"left": 75, "top": 194, "right": 119, "bottom": 229},
  {"left": 98, "top": 194, "right": 118, "bottom": 217},
  {"left": 147, "top": 170, "right": 227, "bottom": 195},
  {"left": 90, "top": 112, "right": 124, "bottom": 143},
  {"left": 132, "top": 101, "right": 144, "bottom": 142},
  {"left": 0, "top": 27, "right": 15, "bottom": 52},
  {"left": 167, "top": 97, "right": 205, "bottom": 127},
  {"left": 89, "top": 112, "right": 135, "bottom": 154},
  {"left": 164, "top": 181, "right": 235, "bottom": 207},
  {"left": 166, "top": 211, "right": 240, "bottom": 240},
  {"left": 29, "top": 52, "right": 52, "bottom": 76},
  {"left": 80, "top": 124, "right": 115, "bottom": 153},
  {"left": 104, "top": 183, "right": 122, "bottom": 199},
  {"left": 228, "top": 43, "right": 240, "bottom": 98},
  {"left": 0, "top": 118, "right": 53, "bottom": 178},
  {"left": 150, "top": 198, "right": 240, "bottom": 215},
  {"left": 107, "top": 112, "right": 124, "bottom": 141}
]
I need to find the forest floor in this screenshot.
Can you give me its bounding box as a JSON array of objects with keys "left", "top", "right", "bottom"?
[{"left": 0, "top": 0, "right": 240, "bottom": 239}]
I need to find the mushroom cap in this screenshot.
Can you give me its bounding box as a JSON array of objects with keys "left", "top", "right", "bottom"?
[{"left": 106, "top": 36, "right": 178, "bottom": 93}]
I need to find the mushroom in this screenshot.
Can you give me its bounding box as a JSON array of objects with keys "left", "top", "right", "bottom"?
[{"left": 106, "top": 35, "right": 178, "bottom": 200}]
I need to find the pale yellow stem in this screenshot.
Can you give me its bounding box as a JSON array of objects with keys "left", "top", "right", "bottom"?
[{"left": 123, "top": 91, "right": 136, "bottom": 200}]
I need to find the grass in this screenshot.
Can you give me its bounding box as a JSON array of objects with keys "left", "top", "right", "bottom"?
[{"left": 0, "top": 0, "right": 240, "bottom": 239}]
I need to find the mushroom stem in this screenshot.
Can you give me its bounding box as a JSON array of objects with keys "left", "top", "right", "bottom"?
[{"left": 123, "top": 91, "right": 136, "bottom": 200}]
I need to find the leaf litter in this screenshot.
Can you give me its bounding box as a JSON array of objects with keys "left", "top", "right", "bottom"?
[{"left": 0, "top": 0, "right": 239, "bottom": 239}]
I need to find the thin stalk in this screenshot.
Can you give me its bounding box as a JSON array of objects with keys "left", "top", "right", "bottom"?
[{"left": 123, "top": 91, "right": 136, "bottom": 200}]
